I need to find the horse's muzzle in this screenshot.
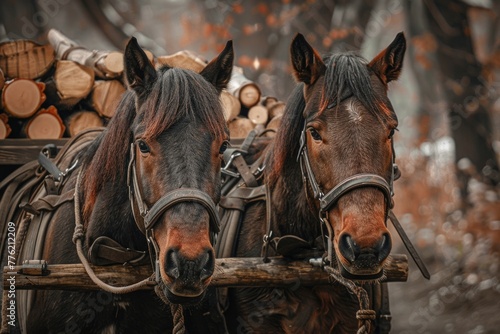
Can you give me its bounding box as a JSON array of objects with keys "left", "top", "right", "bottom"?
[
  {"left": 337, "top": 232, "right": 391, "bottom": 278},
  {"left": 162, "top": 247, "right": 215, "bottom": 301}
]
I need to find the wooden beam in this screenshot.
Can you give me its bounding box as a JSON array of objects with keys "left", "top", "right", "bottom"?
[
  {"left": 0, "top": 139, "right": 68, "bottom": 165},
  {"left": 3, "top": 255, "right": 407, "bottom": 291}
]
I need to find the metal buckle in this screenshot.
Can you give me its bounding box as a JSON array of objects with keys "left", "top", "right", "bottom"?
[{"left": 221, "top": 152, "right": 242, "bottom": 178}]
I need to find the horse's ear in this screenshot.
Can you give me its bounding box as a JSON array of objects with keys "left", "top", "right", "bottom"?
[
  {"left": 200, "top": 40, "right": 234, "bottom": 93},
  {"left": 124, "top": 37, "right": 157, "bottom": 96},
  {"left": 369, "top": 32, "right": 406, "bottom": 84},
  {"left": 290, "top": 33, "right": 326, "bottom": 85}
]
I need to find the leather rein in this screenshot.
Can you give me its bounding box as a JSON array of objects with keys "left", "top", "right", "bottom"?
[{"left": 126, "top": 141, "right": 221, "bottom": 281}]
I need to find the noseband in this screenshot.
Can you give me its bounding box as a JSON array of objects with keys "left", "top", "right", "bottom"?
[{"left": 127, "top": 142, "right": 220, "bottom": 279}]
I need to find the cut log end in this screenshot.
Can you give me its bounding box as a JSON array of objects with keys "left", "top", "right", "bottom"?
[
  {"left": 103, "top": 52, "right": 124, "bottom": 76},
  {"left": 65, "top": 111, "right": 104, "bottom": 137},
  {"left": 2, "top": 79, "right": 46, "bottom": 118},
  {"left": 0, "top": 40, "right": 55, "bottom": 79},
  {"left": 266, "top": 114, "right": 282, "bottom": 137},
  {"left": 55, "top": 61, "right": 95, "bottom": 103},
  {"left": 239, "top": 84, "right": 261, "bottom": 108},
  {"left": 25, "top": 106, "right": 65, "bottom": 139},
  {"left": 0, "top": 113, "right": 11, "bottom": 139},
  {"left": 228, "top": 117, "right": 254, "bottom": 139},
  {"left": 248, "top": 105, "right": 268, "bottom": 125},
  {"left": 91, "top": 80, "right": 126, "bottom": 118},
  {"left": 220, "top": 90, "right": 241, "bottom": 122},
  {"left": 268, "top": 101, "right": 286, "bottom": 120}
]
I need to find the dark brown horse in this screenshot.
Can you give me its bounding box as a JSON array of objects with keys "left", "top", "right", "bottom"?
[
  {"left": 7, "top": 38, "right": 233, "bottom": 333},
  {"left": 223, "top": 33, "right": 406, "bottom": 333}
]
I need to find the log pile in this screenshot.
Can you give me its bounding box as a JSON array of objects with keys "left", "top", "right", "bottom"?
[
  {"left": 222, "top": 66, "right": 285, "bottom": 139},
  {"left": 0, "top": 29, "right": 284, "bottom": 140}
]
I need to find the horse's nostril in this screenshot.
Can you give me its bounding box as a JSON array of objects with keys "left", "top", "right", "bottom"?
[
  {"left": 199, "top": 249, "right": 215, "bottom": 281},
  {"left": 338, "top": 233, "right": 360, "bottom": 263},
  {"left": 376, "top": 233, "right": 392, "bottom": 262},
  {"left": 165, "top": 248, "right": 180, "bottom": 279}
]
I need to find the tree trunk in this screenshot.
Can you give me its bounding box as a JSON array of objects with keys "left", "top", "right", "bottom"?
[
  {"left": 328, "top": 0, "right": 376, "bottom": 53},
  {"left": 402, "top": 0, "right": 446, "bottom": 145},
  {"left": 424, "top": 0, "right": 500, "bottom": 197}
]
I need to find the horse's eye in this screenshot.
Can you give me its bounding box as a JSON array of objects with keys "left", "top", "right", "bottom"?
[
  {"left": 309, "top": 128, "right": 322, "bottom": 141},
  {"left": 389, "top": 128, "right": 397, "bottom": 138},
  {"left": 219, "top": 141, "right": 230, "bottom": 154},
  {"left": 137, "top": 140, "right": 150, "bottom": 154}
]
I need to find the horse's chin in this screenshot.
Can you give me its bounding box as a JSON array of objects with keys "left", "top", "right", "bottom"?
[
  {"left": 338, "top": 261, "right": 384, "bottom": 280},
  {"left": 163, "top": 285, "right": 206, "bottom": 306}
]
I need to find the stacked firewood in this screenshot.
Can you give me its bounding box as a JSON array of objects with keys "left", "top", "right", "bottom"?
[{"left": 0, "top": 29, "right": 283, "bottom": 140}]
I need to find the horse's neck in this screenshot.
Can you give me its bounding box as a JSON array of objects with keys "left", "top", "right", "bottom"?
[
  {"left": 85, "top": 181, "right": 146, "bottom": 250},
  {"left": 268, "top": 159, "right": 321, "bottom": 242}
]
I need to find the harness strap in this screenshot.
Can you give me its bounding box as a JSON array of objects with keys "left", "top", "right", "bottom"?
[
  {"left": 220, "top": 185, "right": 266, "bottom": 208},
  {"left": 231, "top": 154, "right": 258, "bottom": 187},
  {"left": 19, "top": 191, "right": 74, "bottom": 214},
  {"left": 88, "top": 236, "right": 148, "bottom": 266},
  {"left": 38, "top": 152, "right": 63, "bottom": 181},
  {"left": 388, "top": 211, "right": 430, "bottom": 279},
  {"left": 378, "top": 283, "right": 392, "bottom": 334},
  {"left": 144, "top": 188, "right": 221, "bottom": 233},
  {"left": 320, "top": 173, "right": 393, "bottom": 213}
]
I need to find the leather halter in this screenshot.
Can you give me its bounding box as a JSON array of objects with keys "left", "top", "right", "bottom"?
[
  {"left": 296, "top": 99, "right": 400, "bottom": 272},
  {"left": 126, "top": 142, "right": 221, "bottom": 278},
  {"left": 297, "top": 121, "right": 399, "bottom": 216}
]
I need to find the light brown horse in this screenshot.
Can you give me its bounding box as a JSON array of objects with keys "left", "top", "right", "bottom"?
[{"left": 223, "top": 33, "right": 406, "bottom": 333}]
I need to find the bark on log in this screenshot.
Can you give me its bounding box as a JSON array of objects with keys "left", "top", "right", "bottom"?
[
  {"left": 47, "top": 29, "right": 124, "bottom": 79},
  {"left": 0, "top": 113, "right": 11, "bottom": 139},
  {"left": 1, "top": 79, "right": 46, "bottom": 118},
  {"left": 90, "top": 80, "right": 126, "bottom": 118},
  {"left": 64, "top": 110, "right": 104, "bottom": 137},
  {"left": 228, "top": 117, "right": 255, "bottom": 139},
  {"left": 3, "top": 255, "right": 407, "bottom": 291},
  {"left": 220, "top": 90, "right": 241, "bottom": 122},
  {"left": 0, "top": 40, "right": 55, "bottom": 79},
  {"left": 0, "top": 68, "right": 4, "bottom": 91},
  {"left": 23, "top": 105, "right": 65, "bottom": 139}
]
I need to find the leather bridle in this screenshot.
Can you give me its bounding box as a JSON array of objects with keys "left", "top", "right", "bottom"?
[
  {"left": 127, "top": 142, "right": 221, "bottom": 281},
  {"left": 296, "top": 104, "right": 401, "bottom": 268}
]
